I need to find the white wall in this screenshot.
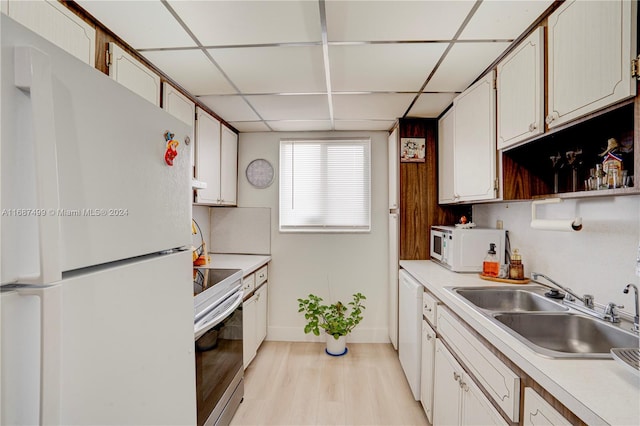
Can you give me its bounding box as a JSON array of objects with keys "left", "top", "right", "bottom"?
[
  {"left": 237, "top": 131, "right": 389, "bottom": 343},
  {"left": 473, "top": 195, "right": 640, "bottom": 311}
]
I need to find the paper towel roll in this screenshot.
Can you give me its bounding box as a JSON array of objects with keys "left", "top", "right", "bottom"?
[{"left": 530, "top": 219, "right": 582, "bottom": 232}]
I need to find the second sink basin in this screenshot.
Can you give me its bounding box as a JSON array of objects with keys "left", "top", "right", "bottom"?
[
  {"left": 454, "top": 287, "right": 569, "bottom": 312},
  {"left": 493, "top": 312, "right": 640, "bottom": 358}
]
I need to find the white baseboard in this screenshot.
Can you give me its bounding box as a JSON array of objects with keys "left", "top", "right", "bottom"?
[{"left": 266, "top": 326, "right": 390, "bottom": 343}]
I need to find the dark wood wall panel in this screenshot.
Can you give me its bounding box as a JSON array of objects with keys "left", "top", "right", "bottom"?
[{"left": 398, "top": 118, "right": 464, "bottom": 260}]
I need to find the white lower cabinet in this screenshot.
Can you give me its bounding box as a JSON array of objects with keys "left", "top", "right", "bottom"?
[
  {"left": 437, "top": 307, "right": 520, "bottom": 422},
  {"left": 419, "top": 320, "right": 436, "bottom": 423},
  {"left": 242, "top": 265, "right": 269, "bottom": 369},
  {"left": 255, "top": 283, "right": 268, "bottom": 345},
  {"left": 242, "top": 291, "right": 258, "bottom": 369},
  {"left": 433, "top": 339, "right": 507, "bottom": 426},
  {"left": 523, "top": 387, "right": 572, "bottom": 426}
]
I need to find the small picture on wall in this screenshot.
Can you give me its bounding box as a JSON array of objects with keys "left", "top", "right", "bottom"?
[{"left": 400, "top": 138, "right": 426, "bottom": 162}]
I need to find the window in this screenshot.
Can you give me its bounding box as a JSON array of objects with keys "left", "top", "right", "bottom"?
[{"left": 279, "top": 139, "right": 371, "bottom": 233}]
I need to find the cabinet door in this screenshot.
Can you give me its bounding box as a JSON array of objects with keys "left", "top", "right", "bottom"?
[
  {"left": 255, "top": 284, "right": 268, "bottom": 346},
  {"left": 497, "top": 27, "right": 544, "bottom": 150},
  {"left": 108, "top": 43, "right": 160, "bottom": 107},
  {"left": 6, "top": 0, "right": 96, "bottom": 66},
  {"left": 162, "top": 83, "right": 195, "bottom": 175},
  {"left": 195, "top": 107, "right": 221, "bottom": 205},
  {"left": 547, "top": 0, "right": 637, "bottom": 128},
  {"left": 461, "top": 377, "right": 508, "bottom": 426},
  {"left": 523, "top": 387, "right": 571, "bottom": 426},
  {"left": 420, "top": 321, "right": 436, "bottom": 423},
  {"left": 242, "top": 294, "right": 257, "bottom": 369},
  {"left": 220, "top": 125, "right": 238, "bottom": 206},
  {"left": 438, "top": 108, "right": 456, "bottom": 204},
  {"left": 388, "top": 127, "right": 399, "bottom": 209},
  {"left": 453, "top": 71, "right": 497, "bottom": 202},
  {"left": 433, "top": 339, "right": 462, "bottom": 426}
]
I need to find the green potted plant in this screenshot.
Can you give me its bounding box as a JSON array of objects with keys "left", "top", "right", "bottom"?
[{"left": 297, "top": 292, "right": 366, "bottom": 356}]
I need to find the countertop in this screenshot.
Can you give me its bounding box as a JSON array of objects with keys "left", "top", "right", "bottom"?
[
  {"left": 400, "top": 260, "right": 640, "bottom": 425},
  {"left": 201, "top": 253, "right": 271, "bottom": 277}
]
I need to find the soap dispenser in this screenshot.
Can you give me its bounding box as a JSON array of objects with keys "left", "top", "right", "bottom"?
[
  {"left": 482, "top": 243, "right": 499, "bottom": 277},
  {"left": 509, "top": 249, "right": 524, "bottom": 280}
]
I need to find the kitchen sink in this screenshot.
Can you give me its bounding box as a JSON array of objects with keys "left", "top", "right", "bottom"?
[
  {"left": 448, "top": 286, "right": 640, "bottom": 359},
  {"left": 453, "top": 287, "right": 569, "bottom": 312},
  {"left": 493, "top": 312, "right": 640, "bottom": 359}
]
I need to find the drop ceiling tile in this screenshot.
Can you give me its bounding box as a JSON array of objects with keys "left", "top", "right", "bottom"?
[
  {"left": 197, "top": 95, "right": 259, "bottom": 121},
  {"left": 326, "top": 1, "right": 475, "bottom": 41},
  {"left": 168, "top": 0, "right": 321, "bottom": 45},
  {"left": 334, "top": 120, "right": 396, "bottom": 131},
  {"left": 76, "top": 1, "right": 195, "bottom": 49},
  {"left": 333, "top": 93, "right": 416, "bottom": 120},
  {"left": 267, "top": 121, "right": 333, "bottom": 132},
  {"left": 330, "top": 43, "right": 448, "bottom": 92},
  {"left": 210, "top": 46, "right": 326, "bottom": 94},
  {"left": 245, "top": 95, "right": 330, "bottom": 121},
  {"left": 142, "top": 50, "right": 235, "bottom": 95},
  {"left": 407, "top": 93, "right": 458, "bottom": 118},
  {"left": 460, "top": 1, "right": 553, "bottom": 40},
  {"left": 229, "top": 121, "right": 271, "bottom": 132},
  {"left": 425, "top": 42, "right": 511, "bottom": 92}
]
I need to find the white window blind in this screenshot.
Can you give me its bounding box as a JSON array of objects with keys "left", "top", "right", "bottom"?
[{"left": 279, "top": 139, "right": 371, "bottom": 233}]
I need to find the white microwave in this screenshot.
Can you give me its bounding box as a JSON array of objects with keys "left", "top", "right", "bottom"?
[{"left": 430, "top": 226, "right": 506, "bottom": 272}]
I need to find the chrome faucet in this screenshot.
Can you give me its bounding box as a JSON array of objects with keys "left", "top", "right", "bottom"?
[
  {"left": 531, "top": 272, "right": 587, "bottom": 305},
  {"left": 623, "top": 284, "right": 639, "bottom": 333}
]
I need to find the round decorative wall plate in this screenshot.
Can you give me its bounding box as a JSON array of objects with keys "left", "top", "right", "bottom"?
[{"left": 246, "top": 158, "right": 274, "bottom": 188}]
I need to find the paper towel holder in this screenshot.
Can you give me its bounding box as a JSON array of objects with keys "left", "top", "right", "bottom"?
[{"left": 530, "top": 198, "right": 582, "bottom": 232}]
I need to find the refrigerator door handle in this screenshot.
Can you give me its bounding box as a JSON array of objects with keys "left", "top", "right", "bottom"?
[
  {"left": 194, "top": 291, "right": 243, "bottom": 340},
  {"left": 14, "top": 47, "right": 62, "bottom": 284},
  {"left": 17, "top": 284, "right": 63, "bottom": 425}
]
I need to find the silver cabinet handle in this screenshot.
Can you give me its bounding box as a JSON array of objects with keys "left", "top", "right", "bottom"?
[
  {"left": 426, "top": 333, "right": 433, "bottom": 341},
  {"left": 424, "top": 305, "right": 432, "bottom": 312},
  {"left": 453, "top": 372, "right": 461, "bottom": 382},
  {"left": 529, "top": 123, "right": 537, "bottom": 132}
]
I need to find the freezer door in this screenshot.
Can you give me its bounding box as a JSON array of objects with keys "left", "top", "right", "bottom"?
[
  {"left": 1, "top": 16, "right": 192, "bottom": 284},
  {"left": 1, "top": 250, "right": 196, "bottom": 425}
]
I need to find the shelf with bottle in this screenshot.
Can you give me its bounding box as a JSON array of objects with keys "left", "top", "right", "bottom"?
[{"left": 502, "top": 101, "right": 638, "bottom": 200}]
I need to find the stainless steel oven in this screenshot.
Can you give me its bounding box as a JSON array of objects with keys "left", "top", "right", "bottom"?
[{"left": 194, "top": 269, "right": 244, "bottom": 426}]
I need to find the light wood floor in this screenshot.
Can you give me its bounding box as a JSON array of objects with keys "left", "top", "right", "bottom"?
[{"left": 230, "top": 341, "right": 429, "bottom": 425}]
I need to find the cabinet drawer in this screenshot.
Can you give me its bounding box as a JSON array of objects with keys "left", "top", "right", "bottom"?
[
  {"left": 523, "top": 387, "right": 571, "bottom": 426},
  {"left": 255, "top": 265, "right": 268, "bottom": 286},
  {"left": 437, "top": 307, "right": 520, "bottom": 422},
  {"left": 242, "top": 273, "right": 255, "bottom": 295},
  {"left": 423, "top": 291, "right": 438, "bottom": 326}
]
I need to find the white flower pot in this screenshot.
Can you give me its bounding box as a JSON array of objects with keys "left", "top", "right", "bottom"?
[{"left": 325, "top": 334, "right": 347, "bottom": 356}]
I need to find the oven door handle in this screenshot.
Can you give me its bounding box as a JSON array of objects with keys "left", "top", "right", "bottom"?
[{"left": 194, "top": 291, "right": 244, "bottom": 340}]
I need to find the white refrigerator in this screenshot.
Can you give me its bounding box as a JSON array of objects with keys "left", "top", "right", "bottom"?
[{"left": 1, "top": 15, "right": 196, "bottom": 425}]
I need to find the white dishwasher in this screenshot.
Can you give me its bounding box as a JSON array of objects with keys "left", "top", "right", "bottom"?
[{"left": 398, "top": 269, "right": 422, "bottom": 400}]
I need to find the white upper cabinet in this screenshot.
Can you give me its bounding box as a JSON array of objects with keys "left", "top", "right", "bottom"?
[
  {"left": 452, "top": 71, "right": 497, "bottom": 202},
  {"left": 547, "top": 0, "right": 637, "bottom": 128},
  {"left": 497, "top": 27, "right": 544, "bottom": 150},
  {"left": 163, "top": 83, "right": 196, "bottom": 175},
  {"left": 108, "top": 42, "right": 161, "bottom": 107},
  {"left": 388, "top": 126, "right": 399, "bottom": 209},
  {"left": 194, "top": 108, "right": 237, "bottom": 206},
  {"left": 5, "top": 0, "right": 96, "bottom": 66},
  {"left": 195, "top": 107, "right": 221, "bottom": 205},
  {"left": 438, "top": 108, "right": 456, "bottom": 204},
  {"left": 219, "top": 124, "right": 238, "bottom": 206}
]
